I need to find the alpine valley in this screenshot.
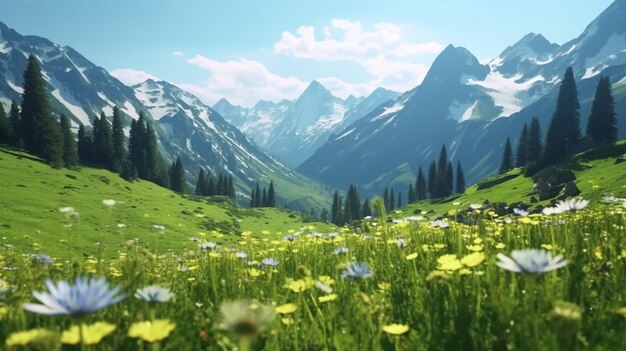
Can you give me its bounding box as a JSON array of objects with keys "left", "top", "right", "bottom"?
[
  {"left": 1, "top": 1, "right": 626, "bottom": 203},
  {"left": 0, "top": 21, "right": 335, "bottom": 210},
  {"left": 298, "top": 0, "right": 626, "bottom": 196}
]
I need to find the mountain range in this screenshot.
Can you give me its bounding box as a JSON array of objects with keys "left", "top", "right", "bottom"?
[
  {"left": 0, "top": 21, "right": 332, "bottom": 210},
  {"left": 213, "top": 82, "right": 399, "bottom": 166},
  {"left": 298, "top": 0, "right": 626, "bottom": 196},
  {"left": 2, "top": 0, "right": 626, "bottom": 206}
]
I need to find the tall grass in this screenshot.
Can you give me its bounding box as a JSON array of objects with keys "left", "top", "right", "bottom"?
[{"left": 0, "top": 203, "right": 625, "bottom": 350}]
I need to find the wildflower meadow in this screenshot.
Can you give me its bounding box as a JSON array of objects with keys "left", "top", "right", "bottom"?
[{"left": 1, "top": 199, "right": 625, "bottom": 350}]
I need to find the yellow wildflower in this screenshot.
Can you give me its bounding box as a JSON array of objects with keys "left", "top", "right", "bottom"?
[
  {"left": 61, "top": 323, "right": 116, "bottom": 345},
  {"left": 461, "top": 252, "right": 486, "bottom": 267},
  {"left": 437, "top": 254, "right": 462, "bottom": 271},
  {"left": 405, "top": 252, "right": 418, "bottom": 260},
  {"left": 317, "top": 275, "right": 335, "bottom": 286},
  {"left": 128, "top": 319, "right": 176, "bottom": 343},
  {"left": 6, "top": 329, "right": 57, "bottom": 346},
  {"left": 466, "top": 244, "right": 483, "bottom": 252},
  {"left": 382, "top": 323, "right": 410, "bottom": 335},
  {"left": 318, "top": 294, "right": 338, "bottom": 303},
  {"left": 275, "top": 303, "right": 298, "bottom": 314}
]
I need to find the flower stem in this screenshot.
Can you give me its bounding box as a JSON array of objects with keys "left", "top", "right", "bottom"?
[
  {"left": 239, "top": 337, "right": 252, "bottom": 351},
  {"left": 79, "top": 322, "right": 86, "bottom": 351}
]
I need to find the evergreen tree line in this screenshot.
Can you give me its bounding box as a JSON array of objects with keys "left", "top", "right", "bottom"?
[
  {"left": 0, "top": 54, "right": 232, "bottom": 196},
  {"left": 0, "top": 55, "right": 76, "bottom": 168},
  {"left": 249, "top": 180, "right": 277, "bottom": 208},
  {"left": 499, "top": 68, "right": 618, "bottom": 173},
  {"left": 194, "top": 168, "right": 236, "bottom": 200},
  {"left": 408, "top": 145, "right": 466, "bottom": 202},
  {"left": 329, "top": 184, "right": 372, "bottom": 226}
]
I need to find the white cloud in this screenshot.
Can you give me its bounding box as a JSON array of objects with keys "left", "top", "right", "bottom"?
[
  {"left": 110, "top": 68, "right": 159, "bottom": 86},
  {"left": 274, "top": 19, "right": 443, "bottom": 92},
  {"left": 152, "top": 20, "right": 445, "bottom": 107},
  {"left": 181, "top": 55, "right": 308, "bottom": 107}
]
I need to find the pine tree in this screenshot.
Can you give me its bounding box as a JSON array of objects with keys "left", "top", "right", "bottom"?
[
  {"left": 500, "top": 137, "right": 513, "bottom": 174},
  {"left": 586, "top": 76, "right": 617, "bottom": 144},
  {"left": 250, "top": 186, "right": 256, "bottom": 207},
  {"left": 397, "top": 192, "right": 402, "bottom": 208},
  {"left": 344, "top": 188, "right": 353, "bottom": 223},
  {"left": 77, "top": 124, "right": 93, "bottom": 162},
  {"left": 0, "top": 104, "right": 11, "bottom": 144},
  {"left": 544, "top": 67, "right": 580, "bottom": 165},
  {"left": 93, "top": 112, "right": 113, "bottom": 168},
  {"left": 128, "top": 117, "right": 147, "bottom": 179},
  {"left": 267, "top": 180, "right": 276, "bottom": 207},
  {"left": 262, "top": 187, "right": 268, "bottom": 207},
  {"left": 427, "top": 161, "right": 437, "bottom": 199},
  {"left": 20, "top": 55, "right": 63, "bottom": 166},
  {"left": 331, "top": 191, "right": 343, "bottom": 225},
  {"left": 416, "top": 166, "right": 426, "bottom": 200},
  {"left": 195, "top": 169, "right": 206, "bottom": 195},
  {"left": 111, "top": 106, "right": 125, "bottom": 172},
  {"left": 516, "top": 124, "right": 528, "bottom": 167},
  {"left": 59, "top": 114, "right": 78, "bottom": 167},
  {"left": 144, "top": 120, "right": 162, "bottom": 182},
  {"left": 169, "top": 156, "right": 185, "bottom": 192},
  {"left": 120, "top": 157, "right": 138, "bottom": 181},
  {"left": 408, "top": 183, "right": 415, "bottom": 204},
  {"left": 389, "top": 189, "right": 395, "bottom": 211},
  {"left": 345, "top": 184, "right": 360, "bottom": 223},
  {"left": 227, "top": 175, "right": 236, "bottom": 200},
  {"left": 456, "top": 161, "right": 466, "bottom": 194},
  {"left": 527, "top": 117, "right": 542, "bottom": 164},
  {"left": 255, "top": 182, "right": 262, "bottom": 207},
  {"left": 206, "top": 172, "right": 215, "bottom": 196},
  {"left": 361, "top": 198, "right": 372, "bottom": 218},
  {"left": 154, "top": 163, "right": 170, "bottom": 189},
  {"left": 9, "top": 101, "right": 21, "bottom": 146},
  {"left": 168, "top": 160, "right": 175, "bottom": 188},
  {"left": 215, "top": 174, "right": 222, "bottom": 195},
  {"left": 434, "top": 145, "right": 449, "bottom": 198},
  {"left": 445, "top": 161, "right": 454, "bottom": 197}
]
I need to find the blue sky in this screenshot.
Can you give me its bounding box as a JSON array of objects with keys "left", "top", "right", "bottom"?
[{"left": 1, "top": 0, "right": 614, "bottom": 106}]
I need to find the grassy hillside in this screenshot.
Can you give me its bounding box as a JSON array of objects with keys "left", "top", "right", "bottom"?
[
  {"left": 392, "top": 141, "right": 626, "bottom": 218},
  {"left": 0, "top": 147, "right": 335, "bottom": 259}
]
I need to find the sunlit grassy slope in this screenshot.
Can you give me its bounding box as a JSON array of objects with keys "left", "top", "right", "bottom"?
[
  {"left": 0, "top": 147, "right": 335, "bottom": 259},
  {"left": 393, "top": 141, "right": 626, "bottom": 218}
]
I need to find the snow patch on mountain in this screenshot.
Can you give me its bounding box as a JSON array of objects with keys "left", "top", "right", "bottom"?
[
  {"left": 6, "top": 79, "right": 23, "bottom": 94},
  {"left": 461, "top": 100, "right": 479, "bottom": 121},
  {"left": 372, "top": 100, "right": 405, "bottom": 122},
  {"left": 584, "top": 33, "right": 626, "bottom": 70},
  {"left": 62, "top": 52, "right": 90, "bottom": 84},
  {"left": 0, "top": 42, "right": 10, "bottom": 54},
  {"left": 51, "top": 89, "right": 91, "bottom": 125},
  {"left": 468, "top": 72, "right": 545, "bottom": 117},
  {"left": 122, "top": 101, "right": 140, "bottom": 120}
]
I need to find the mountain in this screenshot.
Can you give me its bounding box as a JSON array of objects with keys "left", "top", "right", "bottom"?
[
  {"left": 0, "top": 21, "right": 144, "bottom": 127},
  {"left": 299, "top": 0, "right": 626, "bottom": 196},
  {"left": 132, "top": 79, "right": 333, "bottom": 209},
  {"left": 214, "top": 82, "right": 398, "bottom": 167},
  {"left": 0, "top": 21, "right": 332, "bottom": 210}
]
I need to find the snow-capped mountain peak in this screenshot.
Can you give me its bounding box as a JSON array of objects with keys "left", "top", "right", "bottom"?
[
  {"left": 423, "top": 44, "right": 489, "bottom": 85},
  {"left": 214, "top": 80, "right": 399, "bottom": 167},
  {"left": 498, "top": 33, "right": 559, "bottom": 66}
]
